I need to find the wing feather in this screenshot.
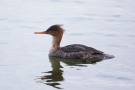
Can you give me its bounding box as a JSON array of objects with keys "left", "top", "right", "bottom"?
[{"left": 60, "top": 44, "right": 103, "bottom": 54}]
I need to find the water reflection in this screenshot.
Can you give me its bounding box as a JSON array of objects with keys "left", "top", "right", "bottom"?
[{"left": 36, "top": 56, "right": 102, "bottom": 89}]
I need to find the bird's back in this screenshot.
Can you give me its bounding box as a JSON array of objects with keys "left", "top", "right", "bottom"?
[{"left": 49, "top": 44, "right": 107, "bottom": 59}]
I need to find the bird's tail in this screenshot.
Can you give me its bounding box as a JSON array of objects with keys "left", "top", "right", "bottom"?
[
  {"left": 91, "top": 54, "right": 115, "bottom": 60},
  {"left": 102, "top": 54, "right": 115, "bottom": 60}
]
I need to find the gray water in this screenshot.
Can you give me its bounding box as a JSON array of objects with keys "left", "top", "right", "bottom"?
[{"left": 0, "top": 0, "right": 135, "bottom": 90}]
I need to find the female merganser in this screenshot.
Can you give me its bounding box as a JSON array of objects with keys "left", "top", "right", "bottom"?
[{"left": 35, "top": 25, "right": 114, "bottom": 60}]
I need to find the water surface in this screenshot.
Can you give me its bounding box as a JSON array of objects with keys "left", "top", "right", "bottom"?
[{"left": 0, "top": 0, "right": 135, "bottom": 90}]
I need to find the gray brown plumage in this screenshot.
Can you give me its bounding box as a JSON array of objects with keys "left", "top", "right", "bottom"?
[{"left": 35, "top": 25, "right": 114, "bottom": 60}]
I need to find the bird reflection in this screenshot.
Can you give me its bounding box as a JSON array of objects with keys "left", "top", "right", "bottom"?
[{"left": 36, "top": 56, "right": 103, "bottom": 89}]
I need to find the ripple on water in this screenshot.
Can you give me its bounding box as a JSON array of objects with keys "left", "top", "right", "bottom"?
[
  {"left": 109, "top": 15, "right": 121, "bottom": 18},
  {"left": 85, "top": 14, "right": 97, "bottom": 16},
  {"left": 50, "top": 0, "right": 61, "bottom": 2},
  {"left": 97, "top": 75, "right": 132, "bottom": 81},
  {"left": 116, "top": 77, "right": 132, "bottom": 81},
  {"left": 127, "top": 35, "right": 135, "bottom": 37},
  {"left": 68, "top": 33, "right": 84, "bottom": 36},
  {"left": 91, "top": 32, "right": 117, "bottom": 37},
  {"left": 107, "top": 45, "right": 128, "bottom": 48},
  {"left": 10, "top": 20, "right": 26, "bottom": 22},
  {"left": 67, "top": 17, "right": 95, "bottom": 21},
  {"left": 74, "top": 1, "right": 84, "bottom": 4},
  {"left": 0, "top": 18, "right": 8, "bottom": 20},
  {"left": 0, "top": 42, "right": 7, "bottom": 44},
  {"left": 104, "top": 34, "right": 117, "bottom": 37},
  {"left": 19, "top": 26, "right": 37, "bottom": 29}
]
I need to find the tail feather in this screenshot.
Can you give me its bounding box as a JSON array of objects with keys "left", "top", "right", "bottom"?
[
  {"left": 102, "top": 54, "right": 115, "bottom": 59},
  {"left": 91, "top": 54, "right": 115, "bottom": 60}
]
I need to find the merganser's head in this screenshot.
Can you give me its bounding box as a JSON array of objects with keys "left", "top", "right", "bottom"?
[{"left": 34, "top": 24, "right": 64, "bottom": 37}]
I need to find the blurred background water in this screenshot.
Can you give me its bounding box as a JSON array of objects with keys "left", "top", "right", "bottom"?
[{"left": 0, "top": 0, "right": 135, "bottom": 90}]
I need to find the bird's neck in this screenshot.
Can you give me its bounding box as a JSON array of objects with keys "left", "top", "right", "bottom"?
[{"left": 51, "top": 35, "right": 63, "bottom": 50}]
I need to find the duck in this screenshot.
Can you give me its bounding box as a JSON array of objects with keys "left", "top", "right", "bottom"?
[{"left": 34, "top": 24, "right": 114, "bottom": 60}]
